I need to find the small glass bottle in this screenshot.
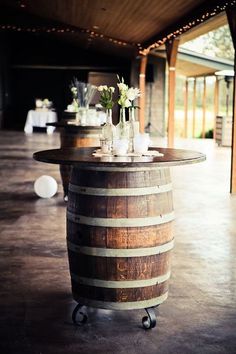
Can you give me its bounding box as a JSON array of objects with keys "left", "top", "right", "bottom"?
[
  {"left": 101, "top": 108, "right": 116, "bottom": 153},
  {"left": 128, "top": 107, "right": 140, "bottom": 152},
  {"left": 72, "top": 98, "right": 79, "bottom": 112},
  {"left": 116, "top": 107, "right": 130, "bottom": 140}
]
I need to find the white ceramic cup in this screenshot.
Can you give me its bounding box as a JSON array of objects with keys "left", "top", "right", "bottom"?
[
  {"left": 134, "top": 133, "right": 150, "bottom": 154},
  {"left": 113, "top": 139, "right": 129, "bottom": 156}
]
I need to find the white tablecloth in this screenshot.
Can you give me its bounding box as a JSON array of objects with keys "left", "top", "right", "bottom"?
[{"left": 24, "top": 110, "right": 57, "bottom": 134}]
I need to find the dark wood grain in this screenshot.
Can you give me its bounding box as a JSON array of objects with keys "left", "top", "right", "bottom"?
[
  {"left": 67, "top": 222, "right": 173, "bottom": 248},
  {"left": 72, "top": 281, "right": 169, "bottom": 302},
  {"left": 68, "top": 252, "right": 171, "bottom": 280},
  {"left": 33, "top": 146, "right": 206, "bottom": 167},
  {"left": 71, "top": 168, "right": 172, "bottom": 187},
  {"left": 67, "top": 167, "right": 173, "bottom": 305}
]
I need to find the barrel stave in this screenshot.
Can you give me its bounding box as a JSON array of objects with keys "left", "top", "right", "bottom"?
[
  {"left": 71, "top": 169, "right": 172, "bottom": 188},
  {"left": 68, "top": 253, "right": 171, "bottom": 280},
  {"left": 71, "top": 281, "right": 169, "bottom": 302},
  {"left": 67, "top": 166, "right": 174, "bottom": 309},
  {"left": 67, "top": 223, "right": 173, "bottom": 248}
]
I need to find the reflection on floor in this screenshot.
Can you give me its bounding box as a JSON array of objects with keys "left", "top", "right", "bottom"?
[{"left": 0, "top": 131, "right": 235, "bottom": 354}]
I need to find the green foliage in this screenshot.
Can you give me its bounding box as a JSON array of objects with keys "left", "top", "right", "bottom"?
[
  {"left": 98, "top": 86, "right": 115, "bottom": 109},
  {"left": 182, "top": 25, "right": 234, "bottom": 60},
  {"left": 203, "top": 25, "right": 234, "bottom": 60},
  {"left": 197, "top": 129, "right": 214, "bottom": 139}
]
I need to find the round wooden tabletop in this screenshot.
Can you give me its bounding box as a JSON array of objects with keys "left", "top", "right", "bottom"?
[{"left": 33, "top": 147, "right": 206, "bottom": 169}]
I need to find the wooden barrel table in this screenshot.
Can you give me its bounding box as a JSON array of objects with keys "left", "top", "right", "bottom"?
[
  {"left": 47, "top": 121, "right": 101, "bottom": 198},
  {"left": 33, "top": 147, "right": 205, "bottom": 329}
]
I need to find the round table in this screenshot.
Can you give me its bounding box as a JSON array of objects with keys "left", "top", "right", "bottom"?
[
  {"left": 47, "top": 121, "right": 102, "bottom": 198},
  {"left": 33, "top": 147, "right": 205, "bottom": 329}
]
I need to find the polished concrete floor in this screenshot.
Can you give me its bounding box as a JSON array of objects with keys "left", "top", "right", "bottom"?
[{"left": 0, "top": 131, "right": 236, "bottom": 354}]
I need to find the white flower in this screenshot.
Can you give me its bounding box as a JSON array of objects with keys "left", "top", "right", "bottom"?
[
  {"left": 71, "top": 87, "right": 77, "bottom": 93},
  {"left": 126, "top": 87, "right": 141, "bottom": 101},
  {"left": 117, "top": 82, "right": 128, "bottom": 91},
  {"left": 124, "top": 99, "right": 131, "bottom": 108},
  {"left": 97, "top": 85, "right": 108, "bottom": 91},
  {"left": 109, "top": 86, "right": 115, "bottom": 93}
]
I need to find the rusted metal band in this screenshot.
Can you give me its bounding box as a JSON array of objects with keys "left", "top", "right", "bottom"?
[
  {"left": 67, "top": 210, "right": 175, "bottom": 227},
  {"left": 69, "top": 183, "right": 172, "bottom": 196},
  {"left": 67, "top": 239, "right": 174, "bottom": 257},
  {"left": 73, "top": 292, "right": 168, "bottom": 310},
  {"left": 70, "top": 271, "right": 171, "bottom": 288}
]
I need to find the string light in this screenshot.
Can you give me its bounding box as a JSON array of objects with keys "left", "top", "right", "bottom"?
[
  {"left": 0, "top": 22, "right": 133, "bottom": 48},
  {"left": 139, "top": 0, "right": 236, "bottom": 56},
  {"left": 0, "top": 0, "right": 235, "bottom": 54}
]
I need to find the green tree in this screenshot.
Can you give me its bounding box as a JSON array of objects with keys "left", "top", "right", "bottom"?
[{"left": 183, "top": 25, "right": 234, "bottom": 60}]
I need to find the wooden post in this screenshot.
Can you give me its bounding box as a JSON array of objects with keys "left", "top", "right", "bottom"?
[
  {"left": 184, "top": 78, "right": 188, "bottom": 138},
  {"left": 139, "top": 55, "right": 148, "bottom": 133},
  {"left": 226, "top": 8, "right": 236, "bottom": 193},
  {"left": 214, "top": 76, "right": 219, "bottom": 140},
  {"left": 202, "top": 77, "right": 206, "bottom": 138},
  {"left": 165, "top": 38, "right": 179, "bottom": 147},
  {"left": 192, "top": 78, "right": 197, "bottom": 138}
]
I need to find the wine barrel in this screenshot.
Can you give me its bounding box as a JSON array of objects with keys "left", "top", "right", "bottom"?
[
  {"left": 67, "top": 166, "right": 174, "bottom": 310},
  {"left": 60, "top": 126, "right": 101, "bottom": 197}
]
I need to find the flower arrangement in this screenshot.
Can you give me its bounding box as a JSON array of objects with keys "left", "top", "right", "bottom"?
[
  {"left": 70, "top": 86, "right": 78, "bottom": 100},
  {"left": 43, "top": 98, "right": 49, "bottom": 107},
  {"left": 70, "top": 77, "right": 97, "bottom": 108},
  {"left": 35, "top": 98, "right": 52, "bottom": 109},
  {"left": 117, "top": 78, "right": 130, "bottom": 108},
  {"left": 97, "top": 85, "right": 115, "bottom": 109},
  {"left": 117, "top": 76, "right": 141, "bottom": 108},
  {"left": 126, "top": 87, "right": 141, "bottom": 108},
  {"left": 69, "top": 81, "right": 79, "bottom": 112}
]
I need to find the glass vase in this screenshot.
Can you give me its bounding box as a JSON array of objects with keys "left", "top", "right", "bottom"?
[
  {"left": 116, "top": 107, "right": 130, "bottom": 141},
  {"left": 76, "top": 107, "right": 88, "bottom": 126},
  {"left": 101, "top": 108, "right": 116, "bottom": 153},
  {"left": 128, "top": 107, "right": 140, "bottom": 152}
]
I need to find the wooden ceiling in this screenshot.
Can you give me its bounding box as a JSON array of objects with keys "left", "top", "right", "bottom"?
[{"left": 0, "top": 0, "right": 231, "bottom": 57}]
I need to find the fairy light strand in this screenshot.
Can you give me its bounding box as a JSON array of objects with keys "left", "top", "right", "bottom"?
[
  {"left": 0, "top": 23, "right": 133, "bottom": 48},
  {"left": 0, "top": 0, "right": 235, "bottom": 53},
  {"left": 140, "top": 0, "right": 236, "bottom": 55}
]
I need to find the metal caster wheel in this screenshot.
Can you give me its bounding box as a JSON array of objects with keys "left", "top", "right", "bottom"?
[
  {"left": 142, "top": 307, "right": 157, "bottom": 329},
  {"left": 72, "top": 303, "right": 88, "bottom": 326}
]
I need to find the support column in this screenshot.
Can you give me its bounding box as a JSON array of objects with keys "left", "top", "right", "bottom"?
[
  {"left": 165, "top": 38, "right": 179, "bottom": 147},
  {"left": 226, "top": 8, "right": 236, "bottom": 193},
  {"left": 184, "top": 78, "right": 188, "bottom": 138},
  {"left": 192, "top": 78, "right": 197, "bottom": 138},
  {"left": 139, "top": 55, "right": 148, "bottom": 133},
  {"left": 202, "top": 77, "right": 206, "bottom": 138},
  {"left": 214, "top": 76, "right": 219, "bottom": 140}
]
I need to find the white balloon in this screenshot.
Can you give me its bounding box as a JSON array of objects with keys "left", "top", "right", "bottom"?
[{"left": 34, "top": 175, "right": 58, "bottom": 198}]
